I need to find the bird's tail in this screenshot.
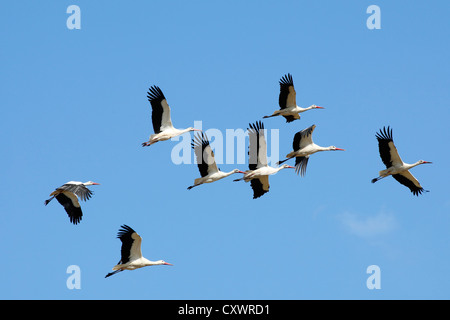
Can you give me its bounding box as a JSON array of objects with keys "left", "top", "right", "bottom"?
[{"left": 105, "top": 269, "right": 123, "bottom": 278}]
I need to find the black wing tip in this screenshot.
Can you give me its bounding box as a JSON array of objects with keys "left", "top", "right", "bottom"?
[
  {"left": 412, "top": 188, "right": 429, "bottom": 196},
  {"left": 248, "top": 120, "right": 264, "bottom": 131},
  {"left": 284, "top": 115, "right": 296, "bottom": 123},
  {"left": 117, "top": 224, "right": 135, "bottom": 238},
  {"left": 279, "top": 73, "right": 294, "bottom": 86},
  {"left": 250, "top": 179, "right": 269, "bottom": 199},
  {"left": 306, "top": 124, "right": 316, "bottom": 134},
  {"left": 147, "top": 85, "right": 165, "bottom": 102},
  {"left": 70, "top": 217, "right": 82, "bottom": 225},
  {"left": 252, "top": 190, "right": 268, "bottom": 199},
  {"left": 191, "top": 132, "right": 210, "bottom": 150},
  {"left": 375, "top": 126, "right": 393, "bottom": 141}
]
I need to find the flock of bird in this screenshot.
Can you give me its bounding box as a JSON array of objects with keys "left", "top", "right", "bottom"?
[{"left": 44, "top": 73, "right": 432, "bottom": 278}]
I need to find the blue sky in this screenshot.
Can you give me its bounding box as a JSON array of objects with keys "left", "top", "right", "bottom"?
[{"left": 1, "top": 1, "right": 449, "bottom": 299}]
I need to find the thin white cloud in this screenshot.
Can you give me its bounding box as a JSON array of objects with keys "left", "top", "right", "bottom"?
[{"left": 338, "top": 210, "right": 396, "bottom": 238}]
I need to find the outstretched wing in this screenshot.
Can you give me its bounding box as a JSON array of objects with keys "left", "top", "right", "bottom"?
[
  {"left": 392, "top": 171, "right": 426, "bottom": 196},
  {"left": 283, "top": 114, "right": 300, "bottom": 123},
  {"left": 294, "top": 155, "right": 310, "bottom": 176},
  {"left": 192, "top": 132, "right": 219, "bottom": 177},
  {"left": 375, "top": 126, "right": 403, "bottom": 168},
  {"left": 117, "top": 225, "right": 143, "bottom": 264},
  {"left": 250, "top": 176, "right": 270, "bottom": 199},
  {"left": 293, "top": 124, "right": 316, "bottom": 151},
  {"left": 55, "top": 193, "right": 83, "bottom": 225},
  {"left": 248, "top": 121, "right": 267, "bottom": 170},
  {"left": 278, "top": 73, "right": 296, "bottom": 110},
  {"left": 147, "top": 86, "right": 173, "bottom": 133},
  {"left": 57, "top": 184, "right": 93, "bottom": 202}
]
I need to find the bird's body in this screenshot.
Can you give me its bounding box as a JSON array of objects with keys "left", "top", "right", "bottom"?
[
  {"left": 277, "top": 124, "right": 344, "bottom": 176},
  {"left": 44, "top": 181, "right": 99, "bottom": 225},
  {"left": 239, "top": 165, "right": 292, "bottom": 182},
  {"left": 142, "top": 86, "right": 200, "bottom": 147},
  {"left": 105, "top": 225, "right": 172, "bottom": 278},
  {"left": 188, "top": 133, "right": 244, "bottom": 189},
  {"left": 263, "top": 73, "right": 323, "bottom": 123},
  {"left": 372, "top": 126, "right": 431, "bottom": 196},
  {"left": 233, "top": 121, "right": 294, "bottom": 199}
]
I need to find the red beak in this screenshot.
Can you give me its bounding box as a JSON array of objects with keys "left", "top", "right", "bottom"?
[
  {"left": 287, "top": 166, "right": 295, "bottom": 169},
  {"left": 92, "top": 183, "right": 100, "bottom": 185},
  {"left": 238, "top": 171, "right": 246, "bottom": 174},
  {"left": 316, "top": 106, "right": 325, "bottom": 109},
  {"left": 335, "top": 148, "right": 345, "bottom": 151},
  {"left": 423, "top": 161, "right": 432, "bottom": 164},
  {"left": 164, "top": 262, "right": 173, "bottom": 266}
]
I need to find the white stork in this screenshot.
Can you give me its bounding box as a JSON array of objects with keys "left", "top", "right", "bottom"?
[
  {"left": 371, "top": 126, "right": 431, "bottom": 196},
  {"left": 277, "top": 124, "right": 345, "bottom": 176},
  {"left": 142, "top": 85, "right": 201, "bottom": 147},
  {"left": 188, "top": 132, "right": 245, "bottom": 190},
  {"left": 234, "top": 121, "right": 294, "bottom": 199},
  {"left": 105, "top": 225, "right": 173, "bottom": 278},
  {"left": 263, "top": 73, "right": 324, "bottom": 123},
  {"left": 44, "top": 181, "right": 100, "bottom": 225}
]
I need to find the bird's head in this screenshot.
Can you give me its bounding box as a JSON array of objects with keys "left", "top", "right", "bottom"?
[
  {"left": 157, "top": 260, "right": 173, "bottom": 266},
  {"left": 234, "top": 169, "right": 246, "bottom": 174},
  {"left": 188, "top": 127, "right": 202, "bottom": 132},
  {"left": 311, "top": 105, "right": 324, "bottom": 109},
  {"left": 84, "top": 181, "right": 100, "bottom": 186},
  {"left": 419, "top": 160, "right": 432, "bottom": 165},
  {"left": 330, "top": 146, "right": 345, "bottom": 151},
  {"left": 282, "top": 165, "right": 295, "bottom": 169}
]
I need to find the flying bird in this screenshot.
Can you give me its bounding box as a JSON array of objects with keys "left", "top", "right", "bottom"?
[
  {"left": 105, "top": 225, "right": 173, "bottom": 278},
  {"left": 371, "top": 126, "right": 431, "bottom": 196},
  {"left": 142, "top": 85, "right": 201, "bottom": 147},
  {"left": 188, "top": 132, "right": 245, "bottom": 190},
  {"left": 263, "top": 73, "right": 324, "bottom": 123},
  {"left": 44, "top": 181, "right": 100, "bottom": 225},
  {"left": 277, "top": 124, "right": 345, "bottom": 176},
  {"left": 234, "top": 121, "right": 294, "bottom": 199}
]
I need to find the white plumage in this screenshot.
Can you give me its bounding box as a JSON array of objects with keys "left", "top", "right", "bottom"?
[
  {"left": 371, "top": 126, "right": 432, "bottom": 196},
  {"left": 105, "top": 225, "right": 172, "bottom": 278},
  {"left": 263, "top": 73, "right": 323, "bottom": 123},
  {"left": 142, "top": 86, "right": 201, "bottom": 147},
  {"left": 234, "top": 121, "right": 294, "bottom": 199},
  {"left": 188, "top": 132, "right": 245, "bottom": 190},
  {"left": 277, "top": 124, "right": 344, "bottom": 176},
  {"left": 44, "top": 181, "right": 100, "bottom": 225}
]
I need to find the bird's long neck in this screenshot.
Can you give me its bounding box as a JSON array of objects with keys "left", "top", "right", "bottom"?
[
  {"left": 272, "top": 166, "right": 285, "bottom": 174},
  {"left": 142, "top": 258, "right": 164, "bottom": 266},
  {"left": 405, "top": 161, "right": 422, "bottom": 170},
  {"left": 223, "top": 170, "right": 239, "bottom": 177},
  {"left": 311, "top": 144, "right": 330, "bottom": 152},
  {"left": 178, "top": 128, "right": 192, "bottom": 134}
]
